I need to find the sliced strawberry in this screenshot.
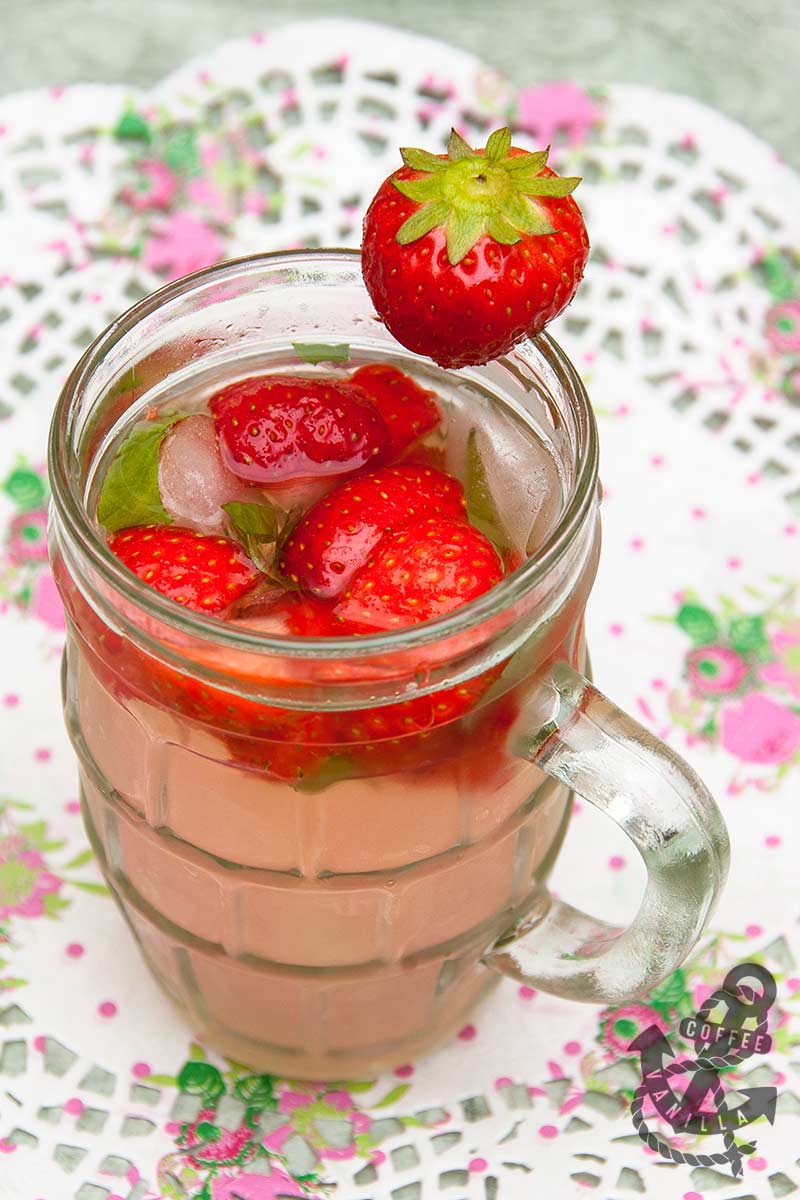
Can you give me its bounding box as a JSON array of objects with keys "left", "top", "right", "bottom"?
[
  {"left": 279, "top": 464, "right": 465, "bottom": 599},
  {"left": 337, "top": 516, "right": 503, "bottom": 631},
  {"left": 109, "top": 525, "right": 260, "bottom": 614},
  {"left": 350, "top": 364, "right": 441, "bottom": 458},
  {"left": 210, "top": 374, "right": 389, "bottom": 485}
]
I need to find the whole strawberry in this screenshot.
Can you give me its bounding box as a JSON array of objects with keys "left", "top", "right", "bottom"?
[{"left": 361, "top": 127, "right": 588, "bottom": 368}]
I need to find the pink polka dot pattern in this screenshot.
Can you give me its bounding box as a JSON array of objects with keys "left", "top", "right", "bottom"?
[
  {"left": 132, "top": 1062, "right": 151, "bottom": 1078},
  {"left": 539, "top": 1125, "right": 558, "bottom": 1139},
  {"left": 2, "top": 693, "right": 19, "bottom": 707},
  {"left": 98, "top": 1001, "right": 118, "bottom": 1018},
  {"left": 748, "top": 1156, "right": 767, "bottom": 1171},
  {"left": 564, "top": 1041, "right": 581, "bottom": 1056},
  {"left": 745, "top": 924, "right": 763, "bottom": 938},
  {"left": 608, "top": 855, "right": 626, "bottom": 870},
  {"left": 519, "top": 986, "right": 537, "bottom": 1000},
  {"left": 469, "top": 1157, "right": 488, "bottom": 1172},
  {"left": 765, "top": 835, "right": 781, "bottom": 847},
  {"left": 394, "top": 1064, "right": 414, "bottom": 1078},
  {"left": 66, "top": 943, "right": 84, "bottom": 958},
  {"left": 33, "top": 747, "right": 51, "bottom": 762},
  {"left": 458, "top": 1024, "right": 477, "bottom": 1041},
  {"left": 64, "top": 1098, "right": 84, "bottom": 1116}
]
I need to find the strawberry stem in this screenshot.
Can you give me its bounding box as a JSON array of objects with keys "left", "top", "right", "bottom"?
[{"left": 392, "top": 126, "right": 581, "bottom": 265}]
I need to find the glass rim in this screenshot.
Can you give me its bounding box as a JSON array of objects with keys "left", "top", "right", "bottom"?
[{"left": 48, "top": 248, "right": 599, "bottom": 660}]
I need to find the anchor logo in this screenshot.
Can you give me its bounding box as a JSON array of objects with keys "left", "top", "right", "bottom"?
[{"left": 628, "top": 962, "right": 778, "bottom": 1177}]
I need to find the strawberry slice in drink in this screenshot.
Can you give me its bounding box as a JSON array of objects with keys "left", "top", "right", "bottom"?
[
  {"left": 109, "top": 525, "right": 261, "bottom": 613},
  {"left": 279, "top": 464, "right": 466, "bottom": 599},
  {"left": 209, "top": 374, "right": 390, "bottom": 486},
  {"left": 336, "top": 515, "right": 503, "bottom": 630},
  {"left": 350, "top": 363, "right": 441, "bottom": 458}
]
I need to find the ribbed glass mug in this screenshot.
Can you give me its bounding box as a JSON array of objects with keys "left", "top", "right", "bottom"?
[{"left": 48, "top": 251, "right": 730, "bottom": 1080}]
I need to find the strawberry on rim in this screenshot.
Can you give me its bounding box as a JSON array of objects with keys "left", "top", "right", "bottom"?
[{"left": 362, "top": 126, "right": 589, "bottom": 368}]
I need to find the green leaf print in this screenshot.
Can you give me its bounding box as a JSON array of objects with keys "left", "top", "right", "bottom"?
[
  {"left": 727, "top": 614, "right": 771, "bottom": 659},
  {"left": 372, "top": 1083, "right": 411, "bottom": 1108},
  {"left": 113, "top": 109, "right": 152, "bottom": 143},
  {"left": 177, "top": 1060, "right": 225, "bottom": 1102},
  {"left": 42, "top": 893, "right": 70, "bottom": 918},
  {"left": 233, "top": 1074, "right": 276, "bottom": 1105},
  {"left": 64, "top": 848, "right": 94, "bottom": 870},
  {"left": 18, "top": 821, "right": 63, "bottom": 853},
  {"left": 676, "top": 603, "right": 718, "bottom": 643},
  {"left": 71, "top": 881, "right": 111, "bottom": 896}
]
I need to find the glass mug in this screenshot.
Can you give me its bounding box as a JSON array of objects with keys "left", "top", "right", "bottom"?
[{"left": 48, "top": 251, "right": 730, "bottom": 1080}]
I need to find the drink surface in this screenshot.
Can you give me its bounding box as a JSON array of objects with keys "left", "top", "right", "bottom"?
[{"left": 89, "top": 350, "right": 566, "bottom": 630}]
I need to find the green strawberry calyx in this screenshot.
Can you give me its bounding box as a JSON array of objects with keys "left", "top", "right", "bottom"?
[{"left": 392, "top": 126, "right": 581, "bottom": 265}]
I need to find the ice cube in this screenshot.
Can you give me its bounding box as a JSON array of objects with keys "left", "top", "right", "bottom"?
[
  {"left": 158, "top": 413, "right": 253, "bottom": 532},
  {"left": 261, "top": 476, "right": 338, "bottom": 513},
  {"left": 446, "top": 395, "right": 564, "bottom": 557},
  {"left": 232, "top": 601, "right": 292, "bottom": 635}
]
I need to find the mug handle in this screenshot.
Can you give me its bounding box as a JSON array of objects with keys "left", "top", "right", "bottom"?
[{"left": 484, "top": 662, "right": 730, "bottom": 1004}]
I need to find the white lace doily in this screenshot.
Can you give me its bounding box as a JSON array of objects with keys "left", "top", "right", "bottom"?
[{"left": 1, "top": 18, "right": 799, "bottom": 1200}]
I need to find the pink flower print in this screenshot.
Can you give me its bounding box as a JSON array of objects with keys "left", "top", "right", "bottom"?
[
  {"left": 765, "top": 299, "right": 800, "bottom": 352},
  {"left": 201, "top": 141, "right": 222, "bottom": 169},
  {"left": 6, "top": 508, "right": 49, "bottom": 564},
  {"left": 144, "top": 213, "right": 224, "bottom": 280},
  {"left": 323, "top": 1089, "right": 355, "bottom": 1113},
  {"left": 515, "top": 82, "right": 601, "bottom": 147},
  {"left": 32, "top": 570, "right": 65, "bottom": 631},
  {"left": 721, "top": 693, "right": 800, "bottom": 764},
  {"left": 278, "top": 1089, "right": 312, "bottom": 1115},
  {"left": 182, "top": 1107, "right": 255, "bottom": 1168},
  {"left": 211, "top": 1169, "right": 309, "bottom": 1199},
  {"left": 123, "top": 158, "right": 177, "bottom": 211},
  {"left": 599, "top": 1002, "right": 669, "bottom": 1055},
  {"left": 692, "top": 982, "right": 715, "bottom": 1011},
  {"left": 760, "top": 621, "right": 800, "bottom": 696},
  {"left": 186, "top": 177, "right": 233, "bottom": 225},
  {"left": 320, "top": 1145, "right": 356, "bottom": 1161},
  {"left": 0, "top": 842, "right": 63, "bottom": 920},
  {"left": 418, "top": 74, "right": 456, "bottom": 100},
  {"left": 686, "top": 645, "right": 747, "bottom": 695}
]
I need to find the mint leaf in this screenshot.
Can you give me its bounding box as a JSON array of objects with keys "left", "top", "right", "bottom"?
[
  {"left": 292, "top": 342, "right": 350, "bottom": 364},
  {"left": 223, "top": 501, "right": 280, "bottom": 541},
  {"left": 223, "top": 500, "right": 301, "bottom": 590},
  {"left": 222, "top": 500, "right": 279, "bottom": 570},
  {"left": 465, "top": 428, "right": 514, "bottom": 558},
  {"left": 97, "top": 414, "right": 185, "bottom": 533}
]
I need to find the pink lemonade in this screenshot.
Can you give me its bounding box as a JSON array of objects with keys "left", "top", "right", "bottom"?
[{"left": 57, "top": 350, "right": 592, "bottom": 1078}]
